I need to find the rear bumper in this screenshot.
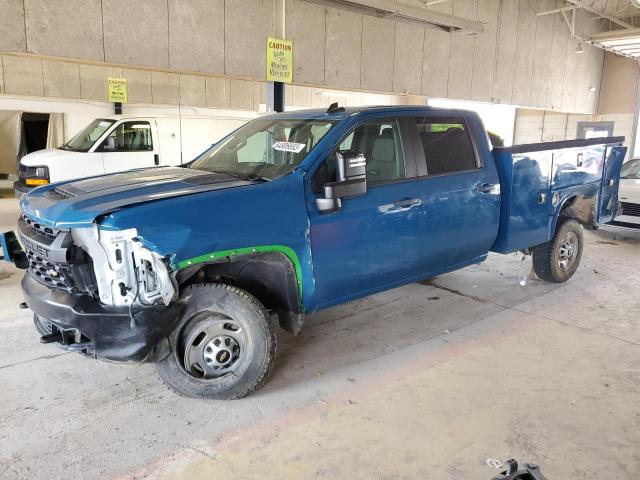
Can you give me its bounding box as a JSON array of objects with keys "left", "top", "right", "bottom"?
[{"left": 22, "top": 272, "right": 183, "bottom": 362}]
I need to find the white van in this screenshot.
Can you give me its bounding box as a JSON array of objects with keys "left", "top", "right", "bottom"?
[{"left": 15, "top": 114, "right": 255, "bottom": 196}]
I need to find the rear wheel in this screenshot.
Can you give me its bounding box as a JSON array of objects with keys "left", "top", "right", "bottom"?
[
  {"left": 532, "top": 218, "right": 584, "bottom": 283},
  {"left": 155, "top": 283, "right": 276, "bottom": 399}
]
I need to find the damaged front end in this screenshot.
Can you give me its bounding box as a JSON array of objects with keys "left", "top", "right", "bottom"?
[{"left": 16, "top": 214, "right": 182, "bottom": 362}]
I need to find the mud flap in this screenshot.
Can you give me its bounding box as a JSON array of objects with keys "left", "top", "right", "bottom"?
[{"left": 597, "top": 146, "right": 626, "bottom": 224}]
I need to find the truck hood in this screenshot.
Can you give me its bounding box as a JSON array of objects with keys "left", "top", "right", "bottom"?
[
  {"left": 20, "top": 167, "right": 254, "bottom": 228},
  {"left": 20, "top": 148, "right": 80, "bottom": 166}
]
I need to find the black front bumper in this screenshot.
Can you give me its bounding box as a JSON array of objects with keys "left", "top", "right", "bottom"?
[{"left": 22, "top": 273, "right": 183, "bottom": 362}]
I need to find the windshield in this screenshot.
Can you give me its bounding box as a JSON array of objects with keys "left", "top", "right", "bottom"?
[
  {"left": 60, "top": 119, "right": 115, "bottom": 152},
  {"left": 190, "top": 118, "right": 337, "bottom": 180},
  {"left": 620, "top": 159, "right": 640, "bottom": 179}
]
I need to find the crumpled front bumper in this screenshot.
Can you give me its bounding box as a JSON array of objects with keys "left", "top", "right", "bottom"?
[{"left": 22, "top": 272, "right": 183, "bottom": 362}]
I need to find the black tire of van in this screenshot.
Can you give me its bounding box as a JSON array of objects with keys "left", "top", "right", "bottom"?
[
  {"left": 155, "top": 283, "right": 276, "bottom": 400},
  {"left": 532, "top": 218, "right": 584, "bottom": 283}
]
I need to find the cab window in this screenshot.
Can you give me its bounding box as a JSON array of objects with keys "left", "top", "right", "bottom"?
[
  {"left": 101, "top": 121, "right": 153, "bottom": 152},
  {"left": 415, "top": 118, "right": 478, "bottom": 175},
  {"left": 313, "top": 119, "right": 405, "bottom": 191}
]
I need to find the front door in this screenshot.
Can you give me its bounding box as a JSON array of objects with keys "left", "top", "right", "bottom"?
[
  {"left": 410, "top": 115, "right": 501, "bottom": 273},
  {"left": 307, "top": 117, "right": 423, "bottom": 309},
  {"left": 99, "top": 120, "right": 158, "bottom": 174}
]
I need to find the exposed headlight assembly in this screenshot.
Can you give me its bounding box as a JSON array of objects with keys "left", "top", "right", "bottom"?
[{"left": 72, "top": 226, "right": 176, "bottom": 307}]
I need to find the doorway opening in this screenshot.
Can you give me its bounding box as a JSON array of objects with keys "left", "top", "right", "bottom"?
[{"left": 19, "top": 112, "right": 50, "bottom": 161}]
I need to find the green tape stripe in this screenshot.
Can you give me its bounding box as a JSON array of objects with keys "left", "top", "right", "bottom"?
[{"left": 176, "top": 245, "right": 303, "bottom": 295}]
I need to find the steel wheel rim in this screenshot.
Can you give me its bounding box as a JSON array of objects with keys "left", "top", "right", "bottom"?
[
  {"left": 558, "top": 231, "right": 579, "bottom": 271},
  {"left": 182, "top": 314, "right": 246, "bottom": 379}
]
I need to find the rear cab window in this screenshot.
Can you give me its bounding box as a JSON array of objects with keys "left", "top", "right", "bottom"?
[{"left": 414, "top": 117, "right": 479, "bottom": 176}]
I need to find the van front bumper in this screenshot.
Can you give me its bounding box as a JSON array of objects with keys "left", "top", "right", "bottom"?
[
  {"left": 13, "top": 181, "right": 32, "bottom": 199},
  {"left": 22, "top": 272, "right": 183, "bottom": 362}
]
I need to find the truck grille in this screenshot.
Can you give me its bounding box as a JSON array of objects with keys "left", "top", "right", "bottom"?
[
  {"left": 18, "top": 215, "right": 96, "bottom": 295},
  {"left": 26, "top": 250, "right": 77, "bottom": 291},
  {"left": 621, "top": 202, "right": 640, "bottom": 217},
  {"left": 21, "top": 214, "right": 59, "bottom": 240}
]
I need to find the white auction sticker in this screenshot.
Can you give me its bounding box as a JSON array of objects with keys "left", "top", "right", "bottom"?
[{"left": 272, "top": 141, "right": 306, "bottom": 153}]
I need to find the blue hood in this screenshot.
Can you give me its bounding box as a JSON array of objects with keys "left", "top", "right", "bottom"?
[{"left": 20, "top": 167, "right": 253, "bottom": 228}]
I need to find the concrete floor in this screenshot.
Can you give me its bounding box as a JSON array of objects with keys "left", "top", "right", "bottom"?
[{"left": 0, "top": 197, "right": 638, "bottom": 480}]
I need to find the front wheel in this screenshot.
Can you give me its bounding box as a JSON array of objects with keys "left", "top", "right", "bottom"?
[
  {"left": 532, "top": 218, "right": 584, "bottom": 283},
  {"left": 155, "top": 283, "right": 276, "bottom": 399}
]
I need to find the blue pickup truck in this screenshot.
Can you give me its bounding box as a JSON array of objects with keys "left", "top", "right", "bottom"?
[{"left": 2, "top": 105, "right": 626, "bottom": 399}]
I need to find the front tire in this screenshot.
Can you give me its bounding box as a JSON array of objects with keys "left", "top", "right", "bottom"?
[
  {"left": 532, "top": 218, "right": 584, "bottom": 283},
  {"left": 155, "top": 283, "right": 276, "bottom": 399}
]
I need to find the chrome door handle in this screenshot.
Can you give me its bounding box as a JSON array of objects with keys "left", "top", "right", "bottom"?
[{"left": 393, "top": 198, "right": 421, "bottom": 208}]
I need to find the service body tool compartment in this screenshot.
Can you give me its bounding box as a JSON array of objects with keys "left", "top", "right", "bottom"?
[{"left": 491, "top": 138, "right": 625, "bottom": 254}]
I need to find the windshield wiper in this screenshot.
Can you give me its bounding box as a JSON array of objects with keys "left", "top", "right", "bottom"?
[{"left": 209, "top": 169, "right": 271, "bottom": 182}]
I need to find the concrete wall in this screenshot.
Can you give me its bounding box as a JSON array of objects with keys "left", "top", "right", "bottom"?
[
  {"left": 0, "top": 0, "right": 607, "bottom": 114},
  {"left": 599, "top": 53, "right": 639, "bottom": 115},
  {"left": 513, "top": 108, "right": 634, "bottom": 159}
]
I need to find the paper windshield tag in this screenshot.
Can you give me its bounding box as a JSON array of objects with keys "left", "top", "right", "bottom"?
[{"left": 272, "top": 141, "right": 305, "bottom": 153}]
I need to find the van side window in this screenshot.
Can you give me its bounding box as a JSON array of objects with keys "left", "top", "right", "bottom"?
[
  {"left": 415, "top": 118, "right": 478, "bottom": 175},
  {"left": 102, "top": 122, "right": 153, "bottom": 152},
  {"left": 313, "top": 120, "right": 405, "bottom": 191}
]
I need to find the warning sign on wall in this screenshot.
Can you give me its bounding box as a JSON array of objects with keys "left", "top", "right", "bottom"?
[
  {"left": 108, "top": 77, "right": 128, "bottom": 103},
  {"left": 266, "top": 37, "right": 293, "bottom": 84}
]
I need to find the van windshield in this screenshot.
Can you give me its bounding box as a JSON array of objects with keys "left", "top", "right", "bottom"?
[
  {"left": 620, "top": 159, "right": 640, "bottom": 179},
  {"left": 60, "top": 119, "right": 115, "bottom": 152},
  {"left": 190, "top": 118, "right": 336, "bottom": 181}
]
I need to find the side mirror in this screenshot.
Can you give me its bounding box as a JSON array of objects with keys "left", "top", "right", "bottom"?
[
  {"left": 316, "top": 150, "right": 367, "bottom": 213},
  {"left": 102, "top": 136, "right": 117, "bottom": 152}
]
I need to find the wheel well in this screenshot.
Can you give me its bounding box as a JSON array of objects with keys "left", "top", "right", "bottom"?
[
  {"left": 555, "top": 194, "right": 596, "bottom": 229},
  {"left": 175, "top": 252, "right": 303, "bottom": 334}
]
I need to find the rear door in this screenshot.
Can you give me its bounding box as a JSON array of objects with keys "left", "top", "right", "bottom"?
[
  {"left": 99, "top": 120, "right": 159, "bottom": 174},
  {"left": 410, "top": 115, "right": 501, "bottom": 273},
  {"left": 597, "top": 145, "right": 626, "bottom": 223}
]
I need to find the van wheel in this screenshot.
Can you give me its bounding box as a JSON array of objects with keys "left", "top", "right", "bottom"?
[
  {"left": 532, "top": 218, "right": 583, "bottom": 283},
  {"left": 155, "top": 283, "right": 276, "bottom": 400}
]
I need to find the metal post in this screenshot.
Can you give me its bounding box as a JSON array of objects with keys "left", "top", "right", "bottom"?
[
  {"left": 114, "top": 102, "right": 122, "bottom": 115},
  {"left": 267, "top": 0, "right": 286, "bottom": 113}
]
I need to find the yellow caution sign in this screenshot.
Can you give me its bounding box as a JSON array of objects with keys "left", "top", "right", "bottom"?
[
  {"left": 266, "top": 37, "right": 293, "bottom": 84},
  {"left": 108, "top": 77, "right": 128, "bottom": 103}
]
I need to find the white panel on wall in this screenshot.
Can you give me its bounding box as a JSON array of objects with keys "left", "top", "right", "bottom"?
[
  {"left": 362, "top": 16, "right": 395, "bottom": 92},
  {"left": 325, "top": 9, "right": 363, "bottom": 90},
  {"left": 471, "top": 0, "right": 500, "bottom": 102},
  {"left": 225, "top": 0, "right": 275, "bottom": 78},
  {"left": 529, "top": 11, "right": 554, "bottom": 108},
  {"left": 168, "top": 0, "right": 225, "bottom": 74},
  {"left": 512, "top": 0, "right": 537, "bottom": 107},
  {"left": 448, "top": 0, "right": 477, "bottom": 100},
  {"left": 286, "top": 0, "right": 326, "bottom": 85},
  {"left": 393, "top": 22, "right": 424, "bottom": 95},
  {"left": 493, "top": 0, "right": 519, "bottom": 104},
  {"left": 547, "top": 9, "right": 568, "bottom": 111},
  {"left": 562, "top": 36, "right": 579, "bottom": 112},
  {"left": 422, "top": 0, "right": 452, "bottom": 98}
]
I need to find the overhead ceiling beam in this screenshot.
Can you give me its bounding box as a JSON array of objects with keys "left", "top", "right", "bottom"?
[
  {"left": 563, "top": 0, "right": 634, "bottom": 29},
  {"left": 537, "top": 5, "right": 575, "bottom": 16},
  {"left": 300, "top": 0, "right": 484, "bottom": 34}
]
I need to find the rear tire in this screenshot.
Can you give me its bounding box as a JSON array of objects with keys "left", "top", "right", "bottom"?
[
  {"left": 155, "top": 283, "right": 276, "bottom": 400},
  {"left": 532, "top": 218, "right": 583, "bottom": 283}
]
